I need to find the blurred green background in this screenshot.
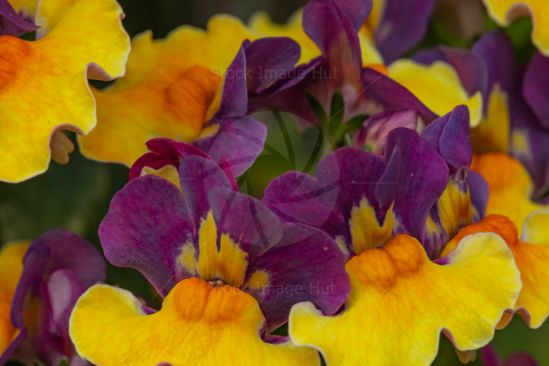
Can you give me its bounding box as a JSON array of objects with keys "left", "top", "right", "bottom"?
[{"left": 0, "top": 1, "right": 547, "bottom": 365}]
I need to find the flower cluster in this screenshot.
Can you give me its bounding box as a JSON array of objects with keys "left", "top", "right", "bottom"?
[{"left": 0, "top": 0, "right": 547, "bottom": 365}]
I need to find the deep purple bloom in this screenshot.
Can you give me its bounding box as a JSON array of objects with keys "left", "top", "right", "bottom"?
[
  {"left": 482, "top": 346, "right": 539, "bottom": 366},
  {"left": 101, "top": 150, "right": 349, "bottom": 330},
  {"left": 0, "top": 230, "right": 106, "bottom": 366}
]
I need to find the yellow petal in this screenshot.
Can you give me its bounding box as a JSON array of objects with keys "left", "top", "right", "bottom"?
[
  {"left": 471, "top": 153, "right": 544, "bottom": 231},
  {"left": 349, "top": 198, "right": 395, "bottom": 254},
  {"left": 388, "top": 60, "right": 483, "bottom": 127},
  {"left": 79, "top": 15, "right": 253, "bottom": 166},
  {"left": 289, "top": 233, "right": 520, "bottom": 366},
  {"left": 471, "top": 85, "right": 511, "bottom": 153},
  {"left": 70, "top": 278, "right": 319, "bottom": 366},
  {"left": 482, "top": 0, "right": 549, "bottom": 55},
  {"left": 448, "top": 214, "right": 549, "bottom": 329},
  {"left": 0, "top": 241, "right": 29, "bottom": 353},
  {"left": 0, "top": 0, "right": 130, "bottom": 182}
]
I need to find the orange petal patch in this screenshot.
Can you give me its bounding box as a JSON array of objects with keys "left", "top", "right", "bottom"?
[
  {"left": 289, "top": 233, "right": 520, "bottom": 366},
  {"left": 0, "top": 0, "right": 130, "bottom": 182},
  {"left": 471, "top": 153, "right": 544, "bottom": 231},
  {"left": 70, "top": 278, "right": 319, "bottom": 366}
]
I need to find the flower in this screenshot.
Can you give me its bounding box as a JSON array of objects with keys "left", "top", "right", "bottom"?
[
  {"left": 0, "top": 0, "right": 130, "bottom": 183},
  {"left": 0, "top": 230, "right": 106, "bottom": 365},
  {"left": 481, "top": 0, "right": 549, "bottom": 56},
  {"left": 77, "top": 14, "right": 297, "bottom": 168},
  {"left": 263, "top": 122, "right": 520, "bottom": 365},
  {"left": 69, "top": 151, "right": 349, "bottom": 365},
  {"left": 0, "top": 0, "right": 36, "bottom": 36}
]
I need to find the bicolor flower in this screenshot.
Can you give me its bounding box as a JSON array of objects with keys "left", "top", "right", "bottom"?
[
  {"left": 0, "top": 230, "right": 106, "bottom": 365},
  {"left": 482, "top": 0, "right": 549, "bottom": 56},
  {"left": 69, "top": 152, "right": 349, "bottom": 365},
  {"left": 263, "top": 125, "right": 519, "bottom": 365},
  {"left": 245, "top": 0, "right": 437, "bottom": 146},
  {"left": 482, "top": 346, "right": 539, "bottom": 366},
  {"left": 78, "top": 14, "right": 304, "bottom": 169},
  {"left": 0, "top": 0, "right": 130, "bottom": 183}
]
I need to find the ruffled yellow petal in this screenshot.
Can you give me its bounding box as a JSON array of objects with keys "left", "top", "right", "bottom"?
[
  {"left": 482, "top": 0, "right": 549, "bottom": 55},
  {"left": 249, "top": 10, "right": 382, "bottom": 65},
  {"left": 79, "top": 15, "right": 253, "bottom": 166},
  {"left": 70, "top": 278, "right": 319, "bottom": 366},
  {"left": 388, "top": 60, "right": 483, "bottom": 127},
  {"left": 0, "top": 0, "right": 130, "bottom": 183},
  {"left": 289, "top": 233, "right": 520, "bottom": 366},
  {"left": 471, "top": 153, "right": 544, "bottom": 231},
  {"left": 471, "top": 85, "right": 511, "bottom": 153},
  {"left": 0, "top": 241, "right": 29, "bottom": 352},
  {"left": 447, "top": 214, "right": 549, "bottom": 329}
]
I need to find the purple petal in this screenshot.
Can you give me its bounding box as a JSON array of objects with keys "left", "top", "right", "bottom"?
[
  {"left": 178, "top": 155, "right": 236, "bottom": 225},
  {"left": 263, "top": 171, "right": 346, "bottom": 238},
  {"left": 375, "top": 0, "right": 435, "bottom": 63},
  {"left": 0, "top": 0, "right": 37, "bottom": 36},
  {"left": 208, "top": 188, "right": 283, "bottom": 256},
  {"left": 505, "top": 353, "right": 539, "bottom": 366},
  {"left": 467, "top": 169, "right": 488, "bottom": 219},
  {"left": 215, "top": 44, "right": 248, "bottom": 118},
  {"left": 303, "top": 0, "right": 369, "bottom": 87},
  {"left": 317, "top": 147, "right": 386, "bottom": 219},
  {"left": 361, "top": 68, "right": 438, "bottom": 123},
  {"left": 194, "top": 116, "right": 267, "bottom": 177},
  {"left": 355, "top": 109, "right": 419, "bottom": 154},
  {"left": 376, "top": 128, "right": 449, "bottom": 241},
  {"left": 422, "top": 105, "right": 472, "bottom": 169},
  {"left": 523, "top": 52, "right": 549, "bottom": 130},
  {"left": 129, "top": 139, "right": 209, "bottom": 180},
  {"left": 246, "top": 223, "right": 349, "bottom": 330},
  {"left": 481, "top": 347, "right": 502, "bottom": 366},
  {"left": 472, "top": 31, "right": 516, "bottom": 96},
  {"left": 99, "top": 175, "right": 195, "bottom": 296},
  {"left": 10, "top": 230, "right": 105, "bottom": 364},
  {"left": 245, "top": 37, "right": 301, "bottom": 94}
]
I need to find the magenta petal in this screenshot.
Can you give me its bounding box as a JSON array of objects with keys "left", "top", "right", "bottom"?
[
  {"left": 422, "top": 105, "right": 472, "bottom": 169},
  {"left": 194, "top": 117, "right": 267, "bottom": 177},
  {"left": 10, "top": 230, "right": 105, "bottom": 365},
  {"left": 99, "top": 175, "right": 196, "bottom": 296},
  {"left": 317, "top": 147, "right": 386, "bottom": 219},
  {"left": 216, "top": 44, "right": 248, "bottom": 118},
  {"left": 245, "top": 37, "right": 301, "bottom": 94},
  {"left": 208, "top": 187, "right": 283, "bottom": 256},
  {"left": 505, "top": 354, "right": 539, "bottom": 366},
  {"left": 523, "top": 52, "right": 549, "bottom": 130},
  {"left": 178, "top": 155, "right": 236, "bottom": 225},
  {"left": 247, "top": 223, "right": 349, "bottom": 330},
  {"left": 263, "top": 171, "right": 346, "bottom": 238},
  {"left": 376, "top": 128, "right": 449, "bottom": 244},
  {"left": 0, "top": 0, "right": 37, "bottom": 36},
  {"left": 375, "top": 0, "right": 435, "bottom": 63},
  {"left": 356, "top": 109, "right": 418, "bottom": 154}
]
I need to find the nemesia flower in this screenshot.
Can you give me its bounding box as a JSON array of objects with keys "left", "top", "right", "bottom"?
[
  {"left": 247, "top": 0, "right": 437, "bottom": 147},
  {"left": 481, "top": 0, "right": 549, "bottom": 56},
  {"left": 0, "top": 230, "right": 106, "bottom": 365},
  {"left": 69, "top": 151, "right": 349, "bottom": 365},
  {"left": 78, "top": 14, "right": 297, "bottom": 168},
  {"left": 263, "top": 123, "right": 520, "bottom": 365},
  {"left": 482, "top": 346, "right": 539, "bottom": 366},
  {"left": 0, "top": 0, "right": 130, "bottom": 183}
]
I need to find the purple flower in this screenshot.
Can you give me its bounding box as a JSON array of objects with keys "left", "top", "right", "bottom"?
[
  {"left": 482, "top": 346, "right": 539, "bottom": 366},
  {"left": 0, "top": 230, "right": 106, "bottom": 366},
  {"left": 0, "top": 0, "right": 37, "bottom": 36}
]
